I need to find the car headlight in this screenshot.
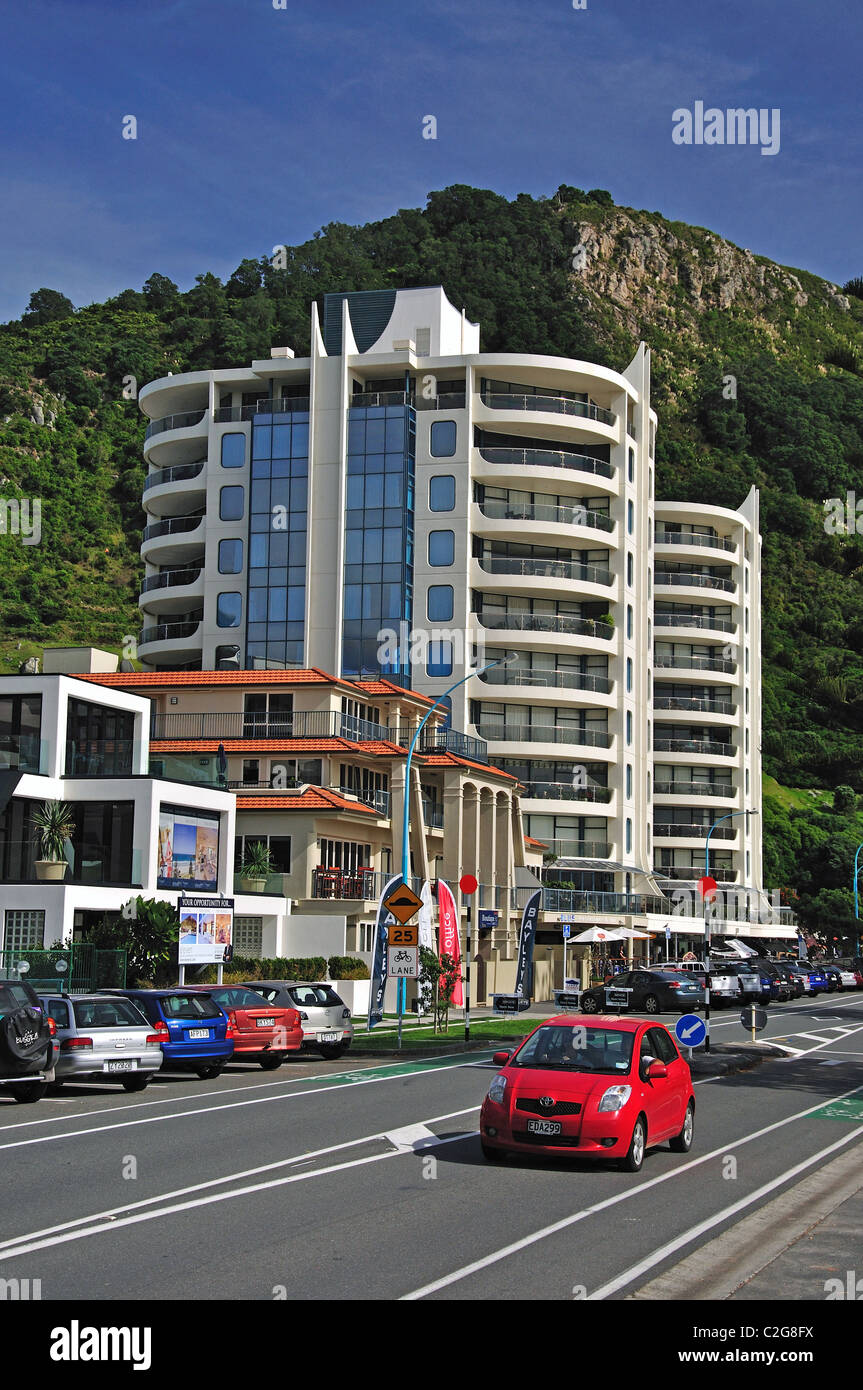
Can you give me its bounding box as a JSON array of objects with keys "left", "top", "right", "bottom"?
[
  {"left": 598, "top": 1085, "right": 632, "bottom": 1112},
  {"left": 487, "top": 1074, "right": 508, "bottom": 1105}
]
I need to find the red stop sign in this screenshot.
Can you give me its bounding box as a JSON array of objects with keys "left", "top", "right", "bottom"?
[
  {"left": 459, "top": 873, "right": 478, "bottom": 895},
  {"left": 698, "top": 876, "right": 718, "bottom": 899}
]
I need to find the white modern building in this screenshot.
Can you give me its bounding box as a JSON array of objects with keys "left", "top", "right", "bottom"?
[{"left": 134, "top": 285, "right": 789, "bottom": 947}]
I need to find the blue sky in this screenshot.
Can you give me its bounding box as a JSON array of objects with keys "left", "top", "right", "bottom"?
[{"left": 1, "top": 0, "right": 860, "bottom": 322}]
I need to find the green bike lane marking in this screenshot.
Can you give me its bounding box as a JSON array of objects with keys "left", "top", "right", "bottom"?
[
  {"left": 295, "top": 1051, "right": 497, "bottom": 1087},
  {"left": 814, "top": 1097, "right": 863, "bottom": 1122}
]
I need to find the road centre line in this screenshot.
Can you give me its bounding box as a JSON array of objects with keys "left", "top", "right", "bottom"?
[
  {"left": 0, "top": 1055, "right": 495, "bottom": 1153},
  {"left": 400, "top": 1080, "right": 863, "bottom": 1300},
  {"left": 0, "top": 1106, "right": 479, "bottom": 1257}
]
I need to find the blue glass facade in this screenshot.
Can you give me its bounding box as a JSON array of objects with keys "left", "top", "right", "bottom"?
[
  {"left": 342, "top": 403, "right": 415, "bottom": 682},
  {"left": 246, "top": 410, "right": 309, "bottom": 667}
]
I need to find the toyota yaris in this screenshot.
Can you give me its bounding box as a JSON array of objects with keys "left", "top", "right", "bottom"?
[{"left": 480, "top": 1015, "right": 695, "bottom": 1172}]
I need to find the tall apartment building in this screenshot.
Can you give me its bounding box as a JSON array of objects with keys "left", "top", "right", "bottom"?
[{"left": 137, "top": 286, "right": 772, "bottom": 924}]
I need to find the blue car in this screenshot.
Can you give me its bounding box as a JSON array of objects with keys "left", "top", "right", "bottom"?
[
  {"left": 786, "top": 962, "right": 827, "bottom": 996},
  {"left": 99, "top": 989, "right": 234, "bottom": 1078}
]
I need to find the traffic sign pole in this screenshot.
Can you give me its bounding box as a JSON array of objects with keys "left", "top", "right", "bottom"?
[{"left": 459, "top": 874, "right": 478, "bottom": 1044}]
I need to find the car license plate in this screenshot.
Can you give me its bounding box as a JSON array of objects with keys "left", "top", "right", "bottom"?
[
  {"left": 105, "top": 1060, "right": 135, "bottom": 1073},
  {"left": 188, "top": 1029, "right": 210, "bottom": 1039},
  {"left": 320, "top": 1032, "right": 339, "bottom": 1043},
  {"left": 256, "top": 1018, "right": 275, "bottom": 1028},
  {"left": 526, "top": 1119, "right": 561, "bottom": 1135}
]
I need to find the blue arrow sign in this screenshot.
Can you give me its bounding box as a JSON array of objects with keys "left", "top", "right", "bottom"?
[{"left": 674, "top": 1013, "right": 707, "bottom": 1048}]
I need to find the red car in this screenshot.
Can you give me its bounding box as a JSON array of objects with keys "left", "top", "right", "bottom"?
[
  {"left": 185, "top": 986, "right": 302, "bottom": 1069},
  {"left": 480, "top": 1014, "right": 694, "bottom": 1171}
]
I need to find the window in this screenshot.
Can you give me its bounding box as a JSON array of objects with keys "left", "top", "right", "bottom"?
[
  {"left": 429, "top": 475, "right": 455, "bottom": 511},
  {"left": 0, "top": 693, "right": 42, "bottom": 773},
  {"left": 235, "top": 835, "right": 291, "bottom": 875},
  {"left": 428, "top": 530, "right": 454, "bottom": 566},
  {"left": 234, "top": 917, "right": 263, "bottom": 957},
  {"left": 627, "top": 552, "right": 634, "bottom": 586},
  {"left": 427, "top": 585, "right": 454, "bottom": 622},
  {"left": 3, "top": 909, "right": 44, "bottom": 951},
  {"left": 221, "top": 433, "right": 245, "bottom": 468},
  {"left": 627, "top": 499, "right": 634, "bottom": 534},
  {"left": 626, "top": 657, "right": 633, "bottom": 692},
  {"left": 626, "top": 764, "right": 632, "bottom": 798},
  {"left": 66, "top": 698, "right": 134, "bottom": 776},
  {"left": 628, "top": 448, "right": 634, "bottom": 483},
  {"left": 627, "top": 604, "right": 633, "bottom": 639},
  {"left": 220, "top": 485, "right": 244, "bottom": 521},
  {"left": 241, "top": 759, "right": 260, "bottom": 786},
  {"left": 217, "top": 592, "right": 242, "bottom": 627},
  {"left": 626, "top": 818, "right": 632, "bottom": 853},
  {"left": 218, "top": 539, "right": 243, "bottom": 574},
  {"left": 626, "top": 710, "right": 633, "bottom": 745},
  {"left": 427, "top": 640, "right": 453, "bottom": 678},
  {"left": 46, "top": 998, "right": 70, "bottom": 1029},
  {"left": 430, "top": 420, "right": 457, "bottom": 457}
]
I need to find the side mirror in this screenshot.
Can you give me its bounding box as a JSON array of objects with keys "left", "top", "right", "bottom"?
[
  {"left": 647, "top": 1060, "right": 668, "bottom": 1080},
  {"left": 492, "top": 1050, "right": 512, "bottom": 1065}
]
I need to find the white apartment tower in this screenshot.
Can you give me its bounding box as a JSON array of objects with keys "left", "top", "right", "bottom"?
[{"left": 138, "top": 286, "right": 764, "bottom": 905}]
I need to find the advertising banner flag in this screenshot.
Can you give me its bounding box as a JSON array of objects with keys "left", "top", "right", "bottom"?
[
  {"left": 514, "top": 889, "right": 542, "bottom": 998},
  {"left": 418, "top": 880, "right": 434, "bottom": 953},
  {"left": 437, "top": 879, "right": 463, "bottom": 1007},
  {"left": 368, "top": 874, "right": 400, "bottom": 1030}
]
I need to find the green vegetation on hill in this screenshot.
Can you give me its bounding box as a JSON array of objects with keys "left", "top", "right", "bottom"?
[{"left": 2, "top": 182, "right": 863, "bottom": 930}]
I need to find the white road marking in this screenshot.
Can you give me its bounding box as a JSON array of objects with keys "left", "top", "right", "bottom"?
[
  {"left": 400, "top": 1080, "right": 863, "bottom": 1300},
  {"left": 385, "top": 1123, "right": 439, "bottom": 1152},
  {"left": 0, "top": 1107, "right": 480, "bottom": 1259},
  {"left": 588, "top": 1120, "right": 863, "bottom": 1300},
  {"left": 794, "top": 1033, "right": 832, "bottom": 1043}
]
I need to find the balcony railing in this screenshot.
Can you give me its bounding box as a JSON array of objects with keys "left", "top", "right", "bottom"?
[
  {"left": 653, "top": 781, "right": 735, "bottom": 798},
  {"left": 476, "top": 724, "right": 612, "bottom": 749},
  {"left": 654, "top": 572, "right": 736, "bottom": 593},
  {"left": 540, "top": 839, "right": 612, "bottom": 859},
  {"left": 408, "top": 726, "right": 489, "bottom": 763},
  {"left": 653, "top": 613, "right": 735, "bottom": 633},
  {"left": 414, "top": 392, "right": 467, "bottom": 410},
  {"left": 214, "top": 398, "right": 310, "bottom": 422},
  {"left": 65, "top": 740, "right": 137, "bottom": 777},
  {"left": 519, "top": 781, "right": 613, "bottom": 803},
  {"left": 0, "top": 734, "right": 47, "bottom": 775},
  {"left": 654, "top": 865, "right": 737, "bottom": 883},
  {"left": 151, "top": 710, "right": 394, "bottom": 743},
  {"left": 653, "top": 697, "right": 735, "bottom": 715},
  {"left": 339, "top": 787, "right": 392, "bottom": 817},
  {"left": 145, "top": 410, "right": 207, "bottom": 440},
  {"left": 421, "top": 799, "right": 444, "bottom": 828},
  {"left": 233, "top": 871, "right": 287, "bottom": 896},
  {"left": 142, "top": 516, "right": 204, "bottom": 543},
  {"left": 479, "top": 666, "right": 613, "bottom": 695},
  {"left": 144, "top": 462, "right": 205, "bottom": 491},
  {"left": 476, "top": 555, "right": 613, "bottom": 587},
  {"left": 474, "top": 610, "right": 614, "bottom": 641},
  {"left": 655, "top": 531, "right": 735, "bottom": 553},
  {"left": 654, "top": 655, "right": 736, "bottom": 674},
  {"left": 141, "top": 568, "right": 203, "bottom": 594},
  {"left": 480, "top": 391, "right": 617, "bottom": 427},
  {"left": 139, "top": 620, "right": 202, "bottom": 646},
  {"left": 349, "top": 391, "right": 413, "bottom": 409},
  {"left": 477, "top": 446, "right": 615, "bottom": 480},
  {"left": 0, "top": 842, "right": 142, "bottom": 887},
  {"left": 476, "top": 498, "right": 614, "bottom": 534},
  {"left": 653, "top": 738, "right": 735, "bottom": 757},
  {"left": 652, "top": 823, "right": 736, "bottom": 839}
]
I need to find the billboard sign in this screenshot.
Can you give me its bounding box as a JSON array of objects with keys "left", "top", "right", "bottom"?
[{"left": 178, "top": 895, "right": 234, "bottom": 965}]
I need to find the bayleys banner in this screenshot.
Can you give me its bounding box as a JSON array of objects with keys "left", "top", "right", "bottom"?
[
  {"left": 514, "top": 889, "right": 541, "bottom": 998},
  {"left": 368, "top": 874, "right": 400, "bottom": 1029}
]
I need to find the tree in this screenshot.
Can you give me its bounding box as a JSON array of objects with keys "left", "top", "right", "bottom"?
[
  {"left": 88, "top": 896, "right": 179, "bottom": 985},
  {"left": 418, "top": 945, "right": 462, "bottom": 1033},
  {"left": 22, "top": 288, "right": 75, "bottom": 326},
  {"left": 142, "top": 273, "right": 179, "bottom": 310}
]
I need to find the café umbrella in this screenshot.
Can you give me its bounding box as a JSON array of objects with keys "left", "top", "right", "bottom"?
[{"left": 569, "top": 926, "right": 628, "bottom": 944}]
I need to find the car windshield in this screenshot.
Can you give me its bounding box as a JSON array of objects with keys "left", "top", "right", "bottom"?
[
  {"left": 159, "top": 994, "right": 223, "bottom": 1019},
  {"left": 511, "top": 1024, "right": 634, "bottom": 1073},
  {"left": 209, "top": 989, "right": 273, "bottom": 1009},
  {"left": 74, "top": 999, "right": 149, "bottom": 1028},
  {"left": 0, "top": 982, "right": 38, "bottom": 1014},
  {"left": 287, "top": 985, "right": 343, "bottom": 1008}
]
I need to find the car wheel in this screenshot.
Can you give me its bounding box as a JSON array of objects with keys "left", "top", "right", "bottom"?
[
  {"left": 622, "top": 1115, "right": 646, "bottom": 1172},
  {"left": 580, "top": 995, "right": 599, "bottom": 1014},
  {"left": 319, "top": 1044, "right": 349, "bottom": 1059},
  {"left": 644, "top": 995, "right": 660, "bottom": 1015},
  {"left": 194, "top": 1065, "right": 224, "bottom": 1080},
  {"left": 259, "top": 1053, "right": 286, "bottom": 1071},
  {"left": 670, "top": 1100, "right": 695, "bottom": 1153},
  {"left": 121, "top": 1075, "right": 150, "bottom": 1093},
  {"left": 481, "top": 1141, "right": 508, "bottom": 1162},
  {"left": 12, "top": 1081, "right": 47, "bottom": 1104}
]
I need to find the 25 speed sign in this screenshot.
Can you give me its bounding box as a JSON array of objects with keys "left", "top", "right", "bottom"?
[{"left": 388, "top": 923, "right": 418, "bottom": 947}]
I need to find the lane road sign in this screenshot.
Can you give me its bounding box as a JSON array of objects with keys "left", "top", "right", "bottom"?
[
  {"left": 388, "top": 946, "right": 419, "bottom": 978},
  {"left": 383, "top": 881, "right": 424, "bottom": 925}
]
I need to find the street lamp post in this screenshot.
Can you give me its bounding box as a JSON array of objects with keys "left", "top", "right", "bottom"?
[
  {"left": 396, "top": 652, "right": 514, "bottom": 1047},
  {"left": 853, "top": 841, "right": 863, "bottom": 921},
  {"left": 702, "top": 809, "right": 756, "bottom": 1054}
]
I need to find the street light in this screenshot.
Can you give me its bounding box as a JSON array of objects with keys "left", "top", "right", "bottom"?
[
  {"left": 702, "top": 809, "right": 757, "bottom": 1054},
  {"left": 853, "top": 841, "right": 863, "bottom": 920},
  {"left": 396, "top": 650, "right": 517, "bottom": 1045}
]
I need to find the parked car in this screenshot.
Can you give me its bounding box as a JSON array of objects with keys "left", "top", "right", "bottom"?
[
  {"left": 831, "top": 959, "right": 863, "bottom": 989},
  {"left": 580, "top": 968, "right": 704, "bottom": 1016},
  {"left": 241, "top": 981, "right": 353, "bottom": 1058},
  {"left": 182, "top": 986, "right": 302, "bottom": 1068},
  {"left": 822, "top": 964, "right": 844, "bottom": 993},
  {"left": 480, "top": 1015, "right": 695, "bottom": 1171},
  {"left": 0, "top": 976, "right": 57, "bottom": 1103},
  {"left": 758, "top": 961, "right": 794, "bottom": 1002},
  {"left": 38, "top": 993, "right": 164, "bottom": 1091},
  {"left": 785, "top": 962, "right": 828, "bottom": 995},
  {"left": 100, "top": 989, "right": 234, "bottom": 1078},
  {"left": 769, "top": 959, "right": 805, "bottom": 999}
]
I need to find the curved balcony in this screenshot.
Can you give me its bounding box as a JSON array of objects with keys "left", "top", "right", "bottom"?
[
  {"left": 654, "top": 865, "right": 737, "bottom": 883},
  {"left": 653, "top": 654, "right": 736, "bottom": 675},
  {"left": 143, "top": 461, "right": 207, "bottom": 517},
  {"left": 654, "top": 530, "right": 736, "bottom": 554},
  {"left": 519, "top": 782, "right": 613, "bottom": 805},
  {"left": 141, "top": 515, "right": 205, "bottom": 565},
  {"left": 479, "top": 391, "right": 616, "bottom": 427},
  {"left": 474, "top": 555, "right": 613, "bottom": 601},
  {"left": 214, "top": 397, "right": 310, "bottom": 422},
  {"left": 139, "top": 567, "right": 205, "bottom": 615},
  {"left": 137, "top": 619, "right": 203, "bottom": 664},
  {"left": 653, "top": 738, "right": 735, "bottom": 757},
  {"left": 475, "top": 446, "right": 616, "bottom": 494},
  {"left": 654, "top": 571, "right": 736, "bottom": 595},
  {"left": 143, "top": 409, "right": 208, "bottom": 466},
  {"left": 474, "top": 609, "right": 615, "bottom": 645},
  {"left": 475, "top": 723, "right": 612, "bottom": 751},
  {"left": 653, "top": 697, "right": 736, "bottom": 716},
  {"left": 653, "top": 780, "right": 736, "bottom": 800},
  {"left": 652, "top": 823, "right": 736, "bottom": 840},
  {"left": 473, "top": 498, "right": 615, "bottom": 546},
  {"left": 653, "top": 613, "right": 736, "bottom": 635},
  {"left": 539, "top": 839, "right": 613, "bottom": 860},
  {"left": 478, "top": 665, "right": 613, "bottom": 697}
]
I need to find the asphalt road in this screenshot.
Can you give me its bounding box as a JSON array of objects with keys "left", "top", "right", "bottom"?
[{"left": 2, "top": 990, "right": 863, "bottom": 1302}]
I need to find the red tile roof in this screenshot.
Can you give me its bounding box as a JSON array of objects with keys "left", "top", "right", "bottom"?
[
  {"left": 236, "top": 788, "right": 378, "bottom": 814},
  {"left": 417, "top": 751, "right": 519, "bottom": 781},
  {"left": 150, "top": 738, "right": 407, "bottom": 756},
  {"left": 80, "top": 669, "right": 434, "bottom": 706},
  {"left": 353, "top": 679, "right": 434, "bottom": 704},
  {"left": 524, "top": 835, "right": 548, "bottom": 847}
]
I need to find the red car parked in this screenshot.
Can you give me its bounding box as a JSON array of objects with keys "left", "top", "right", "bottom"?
[
  {"left": 480, "top": 1014, "right": 694, "bottom": 1171},
  {"left": 184, "top": 986, "right": 302, "bottom": 1069}
]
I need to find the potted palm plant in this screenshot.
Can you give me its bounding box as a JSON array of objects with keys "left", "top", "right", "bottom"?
[
  {"left": 239, "top": 841, "right": 274, "bottom": 893},
  {"left": 32, "top": 800, "right": 75, "bottom": 881}
]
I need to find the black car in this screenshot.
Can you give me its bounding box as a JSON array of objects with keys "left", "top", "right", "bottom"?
[
  {"left": 580, "top": 968, "right": 705, "bottom": 1016},
  {"left": 768, "top": 959, "right": 805, "bottom": 999},
  {"left": 0, "top": 977, "right": 57, "bottom": 1103}
]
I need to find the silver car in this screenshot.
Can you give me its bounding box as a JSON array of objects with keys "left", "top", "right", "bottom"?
[
  {"left": 39, "top": 993, "right": 164, "bottom": 1092},
  {"left": 242, "top": 981, "right": 353, "bottom": 1059}
]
